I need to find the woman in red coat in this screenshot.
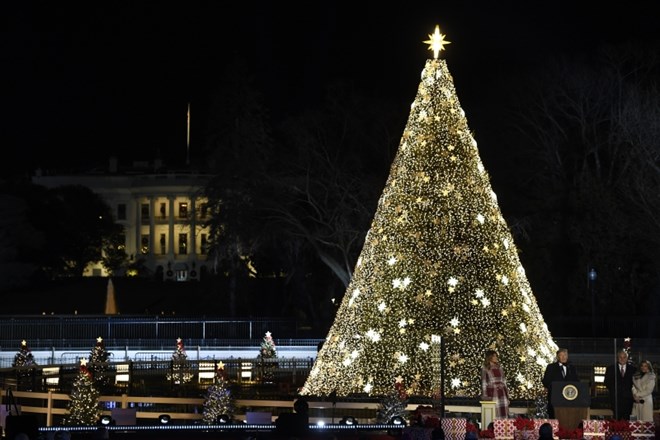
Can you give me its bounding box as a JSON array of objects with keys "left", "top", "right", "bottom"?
[{"left": 481, "top": 350, "right": 510, "bottom": 419}]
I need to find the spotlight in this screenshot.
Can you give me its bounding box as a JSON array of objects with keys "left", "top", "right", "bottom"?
[
  {"left": 217, "top": 414, "right": 232, "bottom": 424},
  {"left": 158, "top": 414, "right": 171, "bottom": 424},
  {"left": 390, "top": 416, "right": 406, "bottom": 426},
  {"left": 99, "top": 415, "right": 113, "bottom": 426},
  {"left": 340, "top": 416, "right": 358, "bottom": 425}
]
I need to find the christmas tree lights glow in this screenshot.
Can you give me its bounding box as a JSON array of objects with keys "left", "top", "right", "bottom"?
[
  {"left": 167, "top": 337, "right": 193, "bottom": 385},
  {"left": 202, "top": 362, "right": 235, "bottom": 424},
  {"left": 65, "top": 358, "right": 101, "bottom": 425},
  {"left": 12, "top": 340, "right": 37, "bottom": 368},
  {"left": 89, "top": 336, "right": 110, "bottom": 391},
  {"left": 301, "top": 26, "right": 556, "bottom": 400}
]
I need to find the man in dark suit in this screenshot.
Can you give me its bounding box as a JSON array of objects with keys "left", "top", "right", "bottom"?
[
  {"left": 604, "top": 349, "right": 636, "bottom": 420},
  {"left": 542, "top": 348, "right": 579, "bottom": 418}
]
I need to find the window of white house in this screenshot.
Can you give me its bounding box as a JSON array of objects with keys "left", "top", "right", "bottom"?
[
  {"left": 179, "top": 202, "right": 188, "bottom": 219},
  {"left": 179, "top": 233, "right": 187, "bottom": 255},
  {"left": 141, "top": 235, "right": 149, "bottom": 255}
]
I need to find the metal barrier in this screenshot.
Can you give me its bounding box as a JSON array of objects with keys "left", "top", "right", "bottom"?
[{"left": 0, "top": 316, "right": 308, "bottom": 346}]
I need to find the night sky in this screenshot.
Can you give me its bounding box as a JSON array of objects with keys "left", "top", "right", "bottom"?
[{"left": 4, "top": 2, "right": 660, "bottom": 177}]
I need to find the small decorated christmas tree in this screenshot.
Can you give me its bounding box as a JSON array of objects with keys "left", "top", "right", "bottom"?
[
  {"left": 533, "top": 393, "right": 550, "bottom": 419},
  {"left": 65, "top": 358, "right": 101, "bottom": 425},
  {"left": 258, "top": 331, "right": 277, "bottom": 382},
  {"left": 202, "top": 362, "right": 235, "bottom": 424},
  {"left": 12, "top": 340, "right": 37, "bottom": 367},
  {"left": 167, "top": 337, "right": 192, "bottom": 385},
  {"left": 89, "top": 336, "right": 110, "bottom": 391},
  {"left": 376, "top": 379, "right": 409, "bottom": 424}
]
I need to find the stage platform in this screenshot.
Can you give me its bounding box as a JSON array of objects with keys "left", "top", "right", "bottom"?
[{"left": 37, "top": 423, "right": 404, "bottom": 439}]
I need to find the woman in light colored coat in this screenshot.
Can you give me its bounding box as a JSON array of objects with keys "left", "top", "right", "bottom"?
[{"left": 632, "top": 360, "right": 655, "bottom": 422}]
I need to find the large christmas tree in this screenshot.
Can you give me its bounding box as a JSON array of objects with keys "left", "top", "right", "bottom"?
[
  {"left": 301, "top": 26, "right": 556, "bottom": 400},
  {"left": 65, "top": 358, "right": 101, "bottom": 425}
]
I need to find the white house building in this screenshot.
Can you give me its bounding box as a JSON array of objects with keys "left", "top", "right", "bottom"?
[{"left": 32, "top": 159, "right": 214, "bottom": 281}]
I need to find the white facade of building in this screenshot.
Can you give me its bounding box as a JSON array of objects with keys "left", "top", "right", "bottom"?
[{"left": 33, "top": 167, "right": 214, "bottom": 281}]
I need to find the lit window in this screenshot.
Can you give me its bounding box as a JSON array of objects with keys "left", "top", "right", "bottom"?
[
  {"left": 179, "top": 202, "right": 188, "bottom": 219},
  {"left": 160, "top": 203, "right": 166, "bottom": 219},
  {"left": 179, "top": 234, "right": 187, "bottom": 255},
  {"left": 160, "top": 234, "right": 166, "bottom": 255},
  {"left": 141, "top": 235, "right": 149, "bottom": 255}
]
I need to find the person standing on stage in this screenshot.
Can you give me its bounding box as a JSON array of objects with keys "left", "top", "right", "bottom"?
[
  {"left": 604, "top": 349, "right": 636, "bottom": 420},
  {"left": 481, "top": 349, "right": 510, "bottom": 419},
  {"left": 542, "top": 348, "right": 579, "bottom": 418},
  {"left": 632, "top": 360, "right": 655, "bottom": 422}
]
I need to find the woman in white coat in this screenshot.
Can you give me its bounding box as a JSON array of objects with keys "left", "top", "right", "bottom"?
[{"left": 632, "top": 360, "right": 655, "bottom": 422}]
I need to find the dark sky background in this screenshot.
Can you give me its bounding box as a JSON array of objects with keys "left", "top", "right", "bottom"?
[{"left": 4, "top": 2, "right": 660, "bottom": 178}]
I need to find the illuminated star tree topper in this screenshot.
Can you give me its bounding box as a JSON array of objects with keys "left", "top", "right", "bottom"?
[{"left": 424, "top": 24, "right": 451, "bottom": 59}]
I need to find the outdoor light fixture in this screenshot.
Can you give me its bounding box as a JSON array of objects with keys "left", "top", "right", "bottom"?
[
  {"left": 390, "top": 416, "right": 406, "bottom": 425},
  {"left": 99, "top": 415, "right": 113, "bottom": 426},
  {"left": 115, "top": 363, "right": 130, "bottom": 383},
  {"left": 158, "top": 414, "right": 171, "bottom": 424},
  {"left": 340, "top": 416, "right": 358, "bottom": 425},
  {"left": 217, "top": 414, "right": 231, "bottom": 424},
  {"left": 198, "top": 361, "right": 216, "bottom": 381}
]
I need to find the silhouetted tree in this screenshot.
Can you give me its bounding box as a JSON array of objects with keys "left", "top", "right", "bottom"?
[
  {"left": 203, "top": 57, "right": 275, "bottom": 316},
  {"left": 502, "top": 43, "right": 660, "bottom": 321}
]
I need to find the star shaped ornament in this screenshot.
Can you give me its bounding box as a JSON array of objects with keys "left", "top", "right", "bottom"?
[{"left": 424, "top": 25, "right": 451, "bottom": 59}]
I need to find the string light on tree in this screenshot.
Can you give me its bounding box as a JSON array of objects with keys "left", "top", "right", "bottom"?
[
  {"left": 167, "top": 337, "right": 193, "bottom": 385},
  {"left": 89, "top": 336, "right": 110, "bottom": 392},
  {"left": 12, "top": 340, "right": 37, "bottom": 368},
  {"left": 65, "top": 358, "right": 101, "bottom": 426},
  {"left": 202, "top": 362, "right": 235, "bottom": 424},
  {"left": 301, "top": 25, "right": 556, "bottom": 400}
]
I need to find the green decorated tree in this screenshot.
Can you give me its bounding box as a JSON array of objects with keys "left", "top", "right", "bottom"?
[
  {"left": 202, "top": 362, "right": 235, "bottom": 424},
  {"left": 167, "top": 337, "right": 192, "bottom": 385},
  {"left": 258, "top": 331, "right": 277, "bottom": 382},
  {"left": 89, "top": 336, "right": 110, "bottom": 391},
  {"left": 376, "top": 380, "right": 409, "bottom": 424},
  {"left": 12, "top": 340, "right": 37, "bottom": 368},
  {"left": 65, "top": 358, "right": 101, "bottom": 425},
  {"left": 301, "top": 26, "right": 556, "bottom": 400}
]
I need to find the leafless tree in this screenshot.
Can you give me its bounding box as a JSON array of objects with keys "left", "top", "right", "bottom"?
[{"left": 504, "top": 43, "right": 660, "bottom": 318}]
